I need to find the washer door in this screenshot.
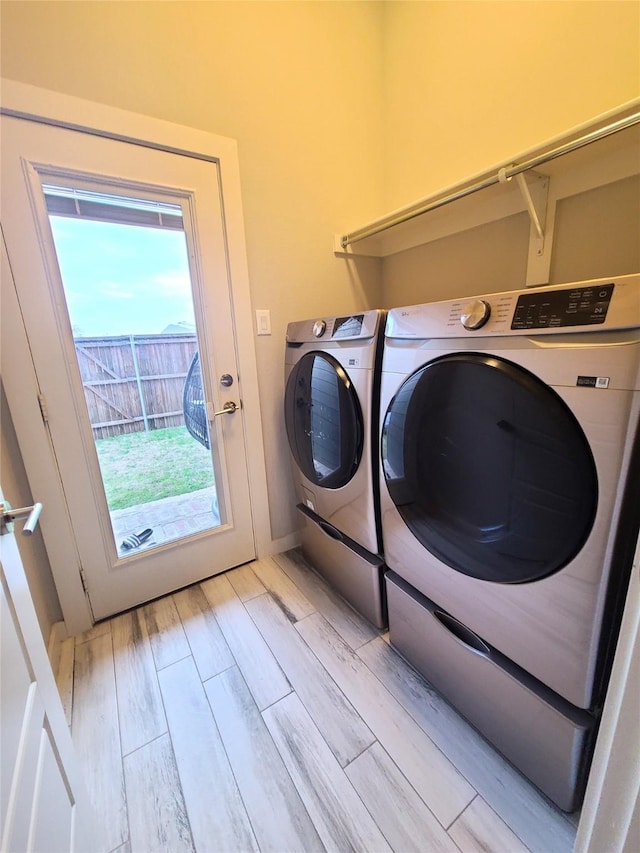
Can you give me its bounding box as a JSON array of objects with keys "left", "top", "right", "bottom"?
[
  {"left": 285, "top": 352, "right": 363, "bottom": 489},
  {"left": 382, "top": 353, "right": 598, "bottom": 583}
]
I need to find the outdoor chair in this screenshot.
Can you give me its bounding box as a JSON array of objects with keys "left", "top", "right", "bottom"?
[{"left": 183, "top": 351, "right": 210, "bottom": 449}]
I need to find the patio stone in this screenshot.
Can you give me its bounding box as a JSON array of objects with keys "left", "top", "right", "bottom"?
[{"left": 111, "top": 486, "right": 220, "bottom": 552}]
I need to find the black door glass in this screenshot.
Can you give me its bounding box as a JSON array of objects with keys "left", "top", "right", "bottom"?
[
  {"left": 382, "top": 353, "right": 598, "bottom": 583},
  {"left": 285, "top": 352, "right": 363, "bottom": 489}
]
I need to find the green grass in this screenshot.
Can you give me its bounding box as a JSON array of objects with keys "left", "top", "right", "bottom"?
[{"left": 95, "top": 426, "right": 215, "bottom": 511}]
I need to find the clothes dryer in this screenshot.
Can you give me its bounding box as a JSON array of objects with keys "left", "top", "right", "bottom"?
[
  {"left": 285, "top": 310, "right": 386, "bottom": 627},
  {"left": 379, "top": 274, "right": 639, "bottom": 810}
]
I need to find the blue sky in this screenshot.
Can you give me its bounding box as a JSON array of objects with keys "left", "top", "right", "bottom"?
[{"left": 49, "top": 217, "right": 196, "bottom": 338}]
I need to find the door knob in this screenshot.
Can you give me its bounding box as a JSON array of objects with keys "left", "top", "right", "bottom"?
[
  {"left": 212, "top": 401, "right": 238, "bottom": 417},
  {"left": 220, "top": 374, "right": 234, "bottom": 387},
  {"left": 1, "top": 501, "right": 43, "bottom": 536}
]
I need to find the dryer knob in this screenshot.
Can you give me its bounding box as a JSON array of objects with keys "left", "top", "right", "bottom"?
[
  {"left": 461, "top": 299, "right": 491, "bottom": 330},
  {"left": 313, "top": 320, "right": 327, "bottom": 338}
]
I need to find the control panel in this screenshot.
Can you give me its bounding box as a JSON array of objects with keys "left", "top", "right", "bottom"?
[
  {"left": 286, "top": 310, "right": 382, "bottom": 344},
  {"left": 385, "top": 275, "right": 639, "bottom": 340},
  {"left": 511, "top": 283, "right": 614, "bottom": 330}
]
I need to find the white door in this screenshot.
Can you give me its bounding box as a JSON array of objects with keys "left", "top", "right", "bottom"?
[
  {"left": 1, "top": 490, "right": 96, "bottom": 852},
  {"left": 1, "top": 114, "right": 256, "bottom": 620}
]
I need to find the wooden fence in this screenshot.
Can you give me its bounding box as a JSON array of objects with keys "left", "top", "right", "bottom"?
[{"left": 75, "top": 334, "right": 198, "bottom": 440}]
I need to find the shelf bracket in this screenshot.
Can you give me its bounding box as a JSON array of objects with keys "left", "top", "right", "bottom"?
[{"left": 498, "top": 167, "right": 549, "bottom": 256}]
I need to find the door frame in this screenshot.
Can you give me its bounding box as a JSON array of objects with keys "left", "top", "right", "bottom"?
[{"left": 1, "top": 79, "right": 273, "bottom": 634}]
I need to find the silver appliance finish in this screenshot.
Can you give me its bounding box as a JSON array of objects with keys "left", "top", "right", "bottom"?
[
  {"left": 285, "top": 309, "right": 386, "bottom": 627},
  {"left": 385, "top": 571, "right": 594, "bottom": 811},
  {"left": 297, "top": 504, "right": 385, "bottom": 629},
  {"left": 285, "top": 310, "right": 384, "bottom": 555},
  {"left": 379, "top": 274, "right": 639, "bottom": 810}
]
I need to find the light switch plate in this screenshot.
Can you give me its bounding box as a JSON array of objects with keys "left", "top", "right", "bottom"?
[{"left": 256, "top": 309, "right": 271, "bottom": 335}]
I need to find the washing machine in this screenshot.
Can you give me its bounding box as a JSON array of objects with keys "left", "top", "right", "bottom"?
[
  {"left": 379, "top": 274, "right": 640, "bottom": 810},
  {"left": 285, "top": 309, "right": 386, "bottom": 627}
]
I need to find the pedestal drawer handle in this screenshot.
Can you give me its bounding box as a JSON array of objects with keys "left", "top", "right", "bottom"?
[{"left": 434, "top": 609, "right": 491, "bottom": 658}]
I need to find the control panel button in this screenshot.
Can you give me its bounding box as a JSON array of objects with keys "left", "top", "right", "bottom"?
[
  {"left": 313, "top": 320, "right": 327, "bottom": 338},
  {"left": 461, "top": 299, "right": 491, "bottom": 330},
  {"left": 511, "top": 283, "right": 614, "bottom": 329}
]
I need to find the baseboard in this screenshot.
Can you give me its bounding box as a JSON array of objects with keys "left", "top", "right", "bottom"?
[
  {"left": 259, "top": 531, "right": 300, "bottom": 558},
  {"left": 47, "top": 620, "right": 68, "bottom": 676}
]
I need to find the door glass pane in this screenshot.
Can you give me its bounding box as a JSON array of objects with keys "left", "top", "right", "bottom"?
[
  {"left": 285, "top": 352, "right": 363, "bottom": 489},
  {"left": 44, "top": 184, "right": 221, "bottom": 557},
  {"left": 382, "top": 353, "right": 598, "bottom": 583}
]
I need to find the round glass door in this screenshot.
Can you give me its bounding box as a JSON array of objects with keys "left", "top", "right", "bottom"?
[
  {"left": 285, "top": 352, "right": 363, "bottom": 489},
  {"left": 382, "top": 353, "right": 598, "bottom": 583}
]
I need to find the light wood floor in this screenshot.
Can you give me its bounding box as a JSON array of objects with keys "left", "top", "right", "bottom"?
[{"left": 57, "top": 550, "right": 578, "bottom": 853}]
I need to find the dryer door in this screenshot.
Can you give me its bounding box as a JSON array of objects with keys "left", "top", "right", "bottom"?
[
  {"left": 285, "top": 352, "right": 363, "bottom": 489},
  {"left": 382, "top": 353, "right": 598, "bottom": 583}
]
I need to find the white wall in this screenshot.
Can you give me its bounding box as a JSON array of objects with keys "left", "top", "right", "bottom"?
[{"left": 382, "top": 1, "right": 640, "bottom": 211}]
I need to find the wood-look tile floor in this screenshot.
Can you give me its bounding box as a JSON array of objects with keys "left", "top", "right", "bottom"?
[{"left": 57, "top": 550, "right": 578, "bottom": 853}]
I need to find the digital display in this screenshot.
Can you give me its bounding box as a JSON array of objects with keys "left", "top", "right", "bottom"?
[
  {"left": 511, "top": 284, "right": 614, "bottom": 330},
  {"left": 333, "top": 314, "right": 364, "bottom": 338}
]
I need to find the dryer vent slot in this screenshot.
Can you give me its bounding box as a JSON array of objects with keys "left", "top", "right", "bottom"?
[
  {"left": 434, "top": 610, "right": 491, "bottom": 658},
  {"left": 318, "top": 521, "right": 344, "bottom": 543}
]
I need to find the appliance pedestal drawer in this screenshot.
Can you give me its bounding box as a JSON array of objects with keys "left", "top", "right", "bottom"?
[
  {"left": 297, "top": 504, "right": 386, "bottom": 628},
  {"left": 386, "top": 570, "right": 595, "bottom": 812}
]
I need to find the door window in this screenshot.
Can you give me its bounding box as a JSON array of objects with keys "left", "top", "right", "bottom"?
[
  {"left": 44, "top": 184, "right": 221, "bottom": 556},
  {"left": 382, "top": 353, "right": 598, "bottom": 583},
  {"left": 285, "top": 352, "right": 363, "bottom": 489}
]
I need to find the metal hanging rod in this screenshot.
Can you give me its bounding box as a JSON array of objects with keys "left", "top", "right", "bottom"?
[{"left": 340, "top": 110, "right": 640, "bottom": 249}]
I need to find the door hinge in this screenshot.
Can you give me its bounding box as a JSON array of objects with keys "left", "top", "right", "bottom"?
[
  {"left": 37, "top": 393, "right": 49, "bottom": 424},
  {"left": 79, "top": 566, "right": 89, "bottom": 595}
]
